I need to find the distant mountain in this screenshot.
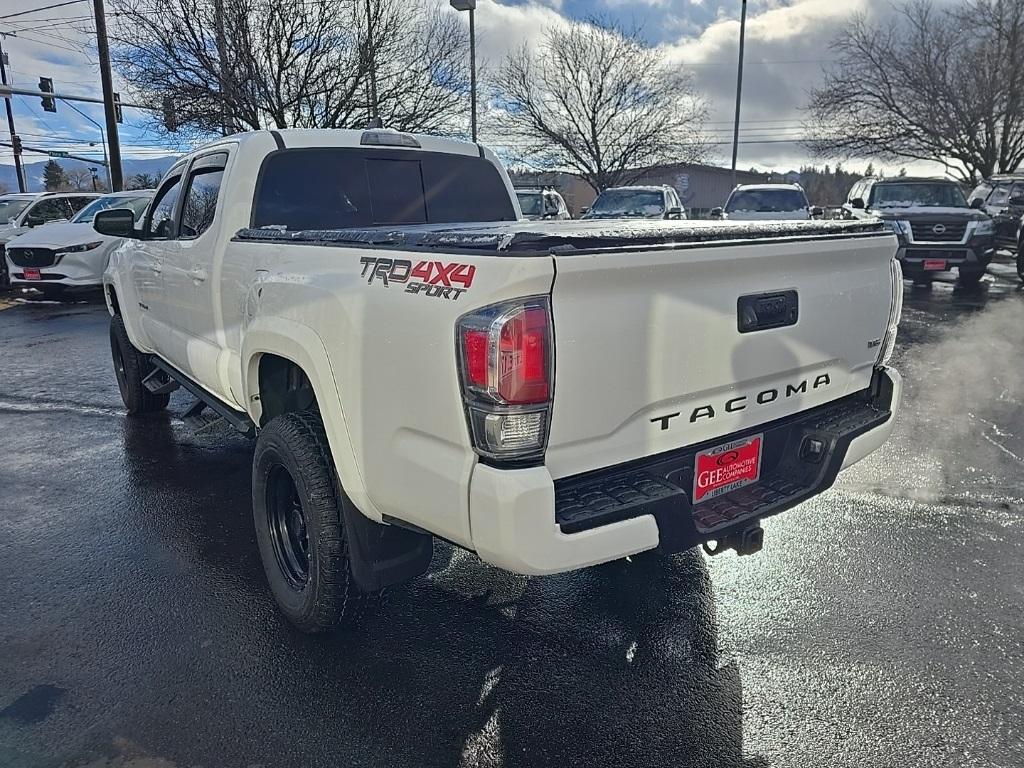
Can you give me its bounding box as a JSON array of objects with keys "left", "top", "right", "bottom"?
[{"left": 0, "top": 156, "right": 179, "bottom": 193}]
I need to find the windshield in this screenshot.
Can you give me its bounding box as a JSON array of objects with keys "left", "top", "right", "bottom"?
[
  {"left": 516, "top": 192, "right": 543, "bottom": 216},
  {"left": 870, "top": 183, "right": 967, "bottom": 208},
  {"left": 589, "top": 189, "right": 664, "bottom": 216},
  {"left": 726, "top": 188, "right": 808, "bottom": 213},
  {"left": 0, "top": 198, "right": 32, "bottom": 224},
  {"left": 73, "top": 195, "right": 153, "bottom": 223}
]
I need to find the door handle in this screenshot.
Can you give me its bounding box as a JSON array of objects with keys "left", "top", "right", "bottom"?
[{"left": 189, "top": 268, "right": 207, "bottom": 282}]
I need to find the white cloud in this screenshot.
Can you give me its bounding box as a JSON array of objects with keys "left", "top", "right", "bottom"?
[{"left": 0, "top": 0, "right": 949, "bottom": 176}]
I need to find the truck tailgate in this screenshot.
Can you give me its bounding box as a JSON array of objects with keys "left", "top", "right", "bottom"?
[{"left": 545, "top": 232, "right": 897, "bottom": 480}]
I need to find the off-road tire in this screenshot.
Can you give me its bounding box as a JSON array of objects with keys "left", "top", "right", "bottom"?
[
  {"left": 109, "top": 315, "right": 170, "bottom": 414},
  {"left": 957, "top": 266, "right": 986, "bottom": 286},
  {"left": 252, "top": 411, "right": 380, "bottom": 633}
]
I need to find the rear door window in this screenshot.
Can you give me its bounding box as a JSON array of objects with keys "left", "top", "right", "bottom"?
[
  {"left": 180, "top": 153, "right": 228, "bottom": 239},
  {"left": 251, "top": 148, "right": 516, "bottom": 230}
]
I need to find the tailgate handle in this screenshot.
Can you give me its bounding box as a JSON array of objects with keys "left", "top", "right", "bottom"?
[{"left": 737, "top": 290, "right": 799, "bottom": 333}]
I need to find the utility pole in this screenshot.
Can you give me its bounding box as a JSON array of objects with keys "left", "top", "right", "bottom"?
[
  {"left": 0, "top": 36, "right": 27, "bottom": 192},
  {"left": 730, "top": 0, "right": 747, "bottom": 189},
  {"left": 92, "top": 0, "right": 123, "bottom": 190}
]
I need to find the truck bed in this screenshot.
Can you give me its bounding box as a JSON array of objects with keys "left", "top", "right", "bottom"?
[{"left": 234, "top": 218, "right": 889, "bottom": 255}]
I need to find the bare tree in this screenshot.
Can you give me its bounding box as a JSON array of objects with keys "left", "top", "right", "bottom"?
[
  {"left": 491, "top": 19, "right": 708, "bottom": 193},
  {"left": 66, "top": 168, "right": 97, "bottom": 191},
  {"left": 110, "top": 0, "right": 470, "bottom": 137},
  {"left": 126, "top": 172, "right": 161, "bottom": 190},
  {"left": 805, "top": 0, "right": 1024, "bottom": 182}
]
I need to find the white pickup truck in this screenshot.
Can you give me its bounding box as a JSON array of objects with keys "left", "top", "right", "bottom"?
[{"left": 97, "top": 128, "right": 903, "bottom": 632}]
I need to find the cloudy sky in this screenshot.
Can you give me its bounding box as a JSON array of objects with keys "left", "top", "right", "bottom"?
[{"left": 0, "top": 0, "right": 946, "bottom": 177}]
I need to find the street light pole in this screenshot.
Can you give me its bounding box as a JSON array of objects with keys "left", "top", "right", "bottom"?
[
  {"left": 730, "top": 0, "right": 748, "bottom": 189},
  {"left": 63, "top": 99, "right": 111, "bottom": 191},
  {"left": 364, "top": 0, "right": 381, "bottom": 128},
  {"left": 450, "top": 0, "right": 477, "bottom": 142}
]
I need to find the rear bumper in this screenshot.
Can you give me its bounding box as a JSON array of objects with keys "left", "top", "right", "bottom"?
[{"left": 469, "top": 366, "right": 901, "bottom": 575}]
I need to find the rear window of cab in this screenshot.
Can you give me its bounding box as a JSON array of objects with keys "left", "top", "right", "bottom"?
[{"left": 251, "top": 148, "right": 517, "bottom": 231}]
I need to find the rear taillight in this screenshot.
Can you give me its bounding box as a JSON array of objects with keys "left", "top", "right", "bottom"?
[
  {"left": 457, "top": 297, "right": 553, "bottom": 462},
  {"left": 877, "top": 258, "right": 903, "bottom": 365}
]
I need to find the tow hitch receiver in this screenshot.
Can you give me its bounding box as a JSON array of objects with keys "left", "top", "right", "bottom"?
[{"left": 703, "top": 524, "right": 764, "bottom": 557}]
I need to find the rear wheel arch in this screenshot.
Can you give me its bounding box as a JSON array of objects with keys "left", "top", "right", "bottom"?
[
  {"left": 256, "top": 353, "right": 317, "bottom": 427},
  {"left": 248, "top": 347, "right": 433, "bottom": 598},
  {"left": 241, "top": 322, "right": 380, "bottom": 523}
]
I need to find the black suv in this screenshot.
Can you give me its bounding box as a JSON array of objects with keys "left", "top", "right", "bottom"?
[
  {"left": 967, "top": 174, "right": 1024, "bottom": 281},
  {"left": 842, "top": 177, "right": 996, "bottom": 286}
]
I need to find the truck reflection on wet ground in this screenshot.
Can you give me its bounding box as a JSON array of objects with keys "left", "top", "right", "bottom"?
[{"left": 0, "top": 256, "right": 1022, "bottom": 767}]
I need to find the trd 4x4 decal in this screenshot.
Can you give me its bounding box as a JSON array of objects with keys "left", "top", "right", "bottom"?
[{"left": 359, "top": 256, "right": 476, "bottom": 301}]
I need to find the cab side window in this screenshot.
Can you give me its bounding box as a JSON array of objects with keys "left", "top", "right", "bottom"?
[
  {"left": 180, "top": 153, "right": 228, "bottom": 239},
  {"left": 148, "top": 174, "right": 184, "bottom": 239}
]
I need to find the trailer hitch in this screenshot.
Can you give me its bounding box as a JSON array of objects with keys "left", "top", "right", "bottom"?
[{"left": 702, "top": 524, "right": 764, "bottom": 557}]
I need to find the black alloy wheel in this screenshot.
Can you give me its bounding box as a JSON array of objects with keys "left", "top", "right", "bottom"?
[{"left": 266, "top": 464, "right": 311, "bottom": 590}]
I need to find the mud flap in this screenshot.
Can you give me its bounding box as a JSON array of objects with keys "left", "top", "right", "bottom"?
[{"left": 340, "top": 493, "right": 434, "bottom": 592}]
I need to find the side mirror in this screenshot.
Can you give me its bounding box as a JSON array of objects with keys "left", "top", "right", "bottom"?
[
  {"left": 580, "top": 207, "right": 589, "bottom": 215},
  {"left": 710, "top": 207, "right": 724, "bottom": 219},
  {"left": 93, "top": 208, "right": 140, "bottom": 238},
  {"left": 25, "top": 215, "right": 44, "bottom": 228},
  {"left": 810, "top": 206, "right": 825, "bottom": 219},
  {"left": 666, "top": 206, "right": 683, "bottom": 219},
  {"left": 969, "top": 197, "right": 985, "bottom": 209},
  {"left": 1008, "top": 195, "right": 1024, "bottom": 207},
  {"left": 850, "top": 197, "right": 866, "bottom": 209}
]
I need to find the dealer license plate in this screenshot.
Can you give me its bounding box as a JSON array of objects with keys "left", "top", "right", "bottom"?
[
  {"left": 693, "top": 434, "right": 763, "bottom": 504},
  {"left": 23, "top": 268, "right": 41, "bottom": 280},
  {"left": 923, "top": 259, "right": 947, "bottom": 271}
]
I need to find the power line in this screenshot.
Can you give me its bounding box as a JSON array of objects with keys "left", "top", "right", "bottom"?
[
  {"left": 4, "top": 14, "right": 95, "bottom": 24},
  {"left": 0, "top": 0, "right": 90, "bottom": 21},
  {"left": 8, "top": 32, "right": 89, "bottom": 54}
]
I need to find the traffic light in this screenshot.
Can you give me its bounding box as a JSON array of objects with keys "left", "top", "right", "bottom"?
[
  {"left": 113, "top": 92, "right": 123, "bottom": 123},
  {"left": 162, "top": 96, "right": 177, "bottom": 133},
  {"left": 38, "top": 77, "right": 56, "bottom": 112}
]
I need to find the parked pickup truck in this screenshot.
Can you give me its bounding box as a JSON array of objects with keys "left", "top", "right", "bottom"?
[{"left": 97, "top": 128, "right": 903, "bottom": 633}]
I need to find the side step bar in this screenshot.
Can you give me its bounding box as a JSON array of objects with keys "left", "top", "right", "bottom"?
[
  {"left": 149, "top": 357, "right": 256, "bottom": 438},
  {"left": 141, "top": 367, "right": 181, "bottom": 396}
]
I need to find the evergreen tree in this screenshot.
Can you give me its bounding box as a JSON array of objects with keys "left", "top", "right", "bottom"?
[{"left": 42, "top": 160, "right": 67, "bottom": 191}]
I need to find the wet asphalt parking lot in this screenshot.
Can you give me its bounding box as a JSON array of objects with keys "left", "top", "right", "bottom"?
[{"left": 1, "top": 258, "right": 1023, "bottom": 768}]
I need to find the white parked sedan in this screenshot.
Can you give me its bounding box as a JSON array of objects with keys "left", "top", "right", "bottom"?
[{"left": 6, "top": 190, "right": 154, "bottom": 298}]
